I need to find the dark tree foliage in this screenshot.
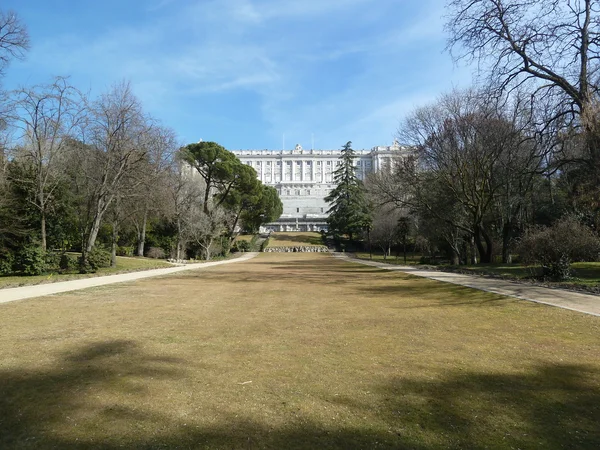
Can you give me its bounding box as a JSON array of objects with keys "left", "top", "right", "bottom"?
[
  {"left": 240, "top": 185, "right": 283, "bottom": 234},
  {"left": 181, "top": 142, "right": 283, "bottom": 243},
  {"left": 325, "top": 141, "right": 371, "bottom": 241},
  {"left": 181, "top": 141, "right": 242, "bottom": 214}
]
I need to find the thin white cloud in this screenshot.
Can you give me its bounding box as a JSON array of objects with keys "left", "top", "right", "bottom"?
[{"left": 5, "top": 0, "right": 471, "bottom": 149}]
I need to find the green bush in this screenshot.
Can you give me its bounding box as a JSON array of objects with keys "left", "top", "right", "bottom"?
[
  {"left": 78, "top": 256, "right": 92, "bottom": 274},
  {"left": 117, "top": 246, "right": 134, "bottom": 257},
  {"left": 15, "top": 244, "right": 47, "bottom": 276},
  {"left": 234, "top": 240, "right": 252, "bottom": 252},
  {"left": 84, "top": 246, "right": 112, "bottom": 272},
  {"left": 59, "top": 253, "right": 78, "bottom": 272},
  {"left": 0, "top": 248, "right": 15, "bottom": 275},
  {"left": 44, "top": 250, "right": 61, "bottom": 272}
]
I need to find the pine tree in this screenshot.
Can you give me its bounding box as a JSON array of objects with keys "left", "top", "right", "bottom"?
[{"left": 325, "top": 141, "right": 371, "bottom": 241}]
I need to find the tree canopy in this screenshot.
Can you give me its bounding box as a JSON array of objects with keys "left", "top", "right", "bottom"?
[{"left": 325, "top": 141, "right": 371, "bottom": 241}]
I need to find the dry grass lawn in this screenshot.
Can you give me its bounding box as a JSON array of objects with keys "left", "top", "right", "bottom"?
[{"left": 1, "top": 253, "right": 599, "bottom": 449}]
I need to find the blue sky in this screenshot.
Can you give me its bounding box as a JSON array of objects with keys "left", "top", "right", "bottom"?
[{"left": 2, "top": 0, "right": 472, "bottom": 150}]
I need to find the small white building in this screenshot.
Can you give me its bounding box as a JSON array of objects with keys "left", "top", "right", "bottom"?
[{"left": 231, "top": 141, "right": 410, "bottom": 231}]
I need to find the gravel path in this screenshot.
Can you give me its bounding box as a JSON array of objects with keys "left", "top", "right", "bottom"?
[
  {"left": 335, "top": 253, "right": 600, "bottom": 317},
  {"left": 0, "top": 252, "right": 259, "bottom": 304}
]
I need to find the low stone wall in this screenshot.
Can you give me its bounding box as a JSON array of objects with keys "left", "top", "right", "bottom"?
[{"left": 263, "top": 246, "right": 329, "bottom": 253}]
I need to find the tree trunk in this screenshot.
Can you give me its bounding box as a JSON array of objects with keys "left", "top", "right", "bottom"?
[
  {"left": 86, "top": 213, "right": 103, "bottom": 254},
  {"left": 451, "top": 248, "right": 460, "bottom": 266},
  {"left": 176, "top": 240, "right": 182, "bottom": 260},
  {"left": 137, "top": 207, "right": 148, "bottom": 257},
  {"left": 502, "top": 222, "right": 513, "bottom": 264},
  {"left": 380, "top": 245, "right": 387, "bottom": 259},
  {"left": 110, "top": 220, "right": 118, "bottom": 268},
  {"left": 84, "top": 195, "right": 111, "bottom": 257},
  {"left": 228, "top": 209, "right": 242, "bottom": 245},
  {"left": 40, "top": 210, "right": 47, "bottom": 252},
  {"left": 176, "top": 218, "right": 183, "bottom": 260},
  {"left": 202, "top": 240, "right": 212, "bottom": 261},
  {"left": 481, "top": 227, "right": 493, "bottom": 263},
  {"left": 473, "top": 225, "right": 493, "bottom": 263},
  {"left": 470, "top": 236, "right": 478, "bottom": 265}
]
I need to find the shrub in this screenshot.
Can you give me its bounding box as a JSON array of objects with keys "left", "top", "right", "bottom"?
[
  {"left": 83, "top": 246, "right": 112, "bottom": 272},
  {"left": 234, "top": 240, "right": 252, "bottom": 252},
  {"left": 14, "top": 244, "right": 47, "bottom": 276},
  {"left": 44, "top": 250, "right": 61, "bottom": 272},
  {"left": 59, "top": 253, "right": 78, "bottom": 272},
  {"left": 518, "top": 216, "right": 600, "bottom": 281},
  {"left": 78, "top": 256, "right": 93, "bottom": 274},
  {"left": 220, "top": 239, "right": 231, "bottom": 256},
  {"left": 0, "top": 248, "right": 15, "bottom": 275},
  {"left": 146, "top": 247, "right": 166, "bottom": 259},
  {"left": 117, "top": 246, "right": 134, "bottom": 257}
]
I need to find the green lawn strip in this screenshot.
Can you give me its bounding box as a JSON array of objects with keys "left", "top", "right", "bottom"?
[
  {"left": 355, "top": 251, "right": 422, "bottom": 265},
  {"left": 267, "top": 231, "right": 324, "bottom": 247},
  {"left": 0, "top": 256, "right": 173, "bottom": 289},
  {"left": 442, "top": 261, "right": 600, "bottom": 290},
  {"left": 0, "top": 252, "right": 599, "bottom": 448},
  {"left": 355, "top": 252, "right": 600, "bottom": 290}
]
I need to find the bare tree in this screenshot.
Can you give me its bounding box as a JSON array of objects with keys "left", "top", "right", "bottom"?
[
  {"left": 7, "top": 77, "right": 85, "bottom": 250},
  {"left": 0, "top": 9, "right": 29, "bottom": 78},
  {"left": 0, "top": 159, "right": 24, "bottom": 246},
  {"left": 131, "top": 124, "right": 178, "bottom": 256},
  {"left": 79, "top": 81, "right": 149, "bottom": 259},
  {"left": 388, "top": 89, "right": 545, "bottom": 263},
  {"left": 184, "top": 205, "right": 229, "bottom": 261},
  {"left": 163, "top": 163, "right": 206, "bottom": 260},
  {"left": 446, "top": 0, "right": 600, "bottom": 169},
  {"left": 370, "top": 205, "right": 402, "bottom": 259}
]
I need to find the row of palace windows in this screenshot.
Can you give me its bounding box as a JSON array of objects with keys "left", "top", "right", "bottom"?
[
  {"left": 281, "top": 189, "right": 331, "bottom": 196},
  {"left": 243, "top": 160, "right": 372, "bottom": 168},
  {"left": 295, "top": 207, "right": 325, "bottom": 213}
]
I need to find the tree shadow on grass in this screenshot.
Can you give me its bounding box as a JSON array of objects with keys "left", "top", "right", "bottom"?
[
  {"left": 374, "top": 362, "right": 600, "bottom": 449},
  {"left": 318, "top": 363, "right": 600, "bottom": 449},
  {"left": 0, "top": 340, "right": 186, "bottom": 449},
  {"left": 1, "top": 341, "right": 599, "bottom": 448},
  {"left": 357, "top": 280, "right": 522, "bottom": 309}
]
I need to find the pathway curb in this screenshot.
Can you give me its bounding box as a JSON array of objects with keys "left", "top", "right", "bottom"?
[
  {"left": 0, "top": 252, "right": 259, "bottom": 304},
  {"left": 334, "top": 253, "right": 600, "bottom": 317}
]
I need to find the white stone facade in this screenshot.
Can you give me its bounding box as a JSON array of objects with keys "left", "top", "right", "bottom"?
[{"left": 231, "top": 141, "right": 410, "bottom": 232}]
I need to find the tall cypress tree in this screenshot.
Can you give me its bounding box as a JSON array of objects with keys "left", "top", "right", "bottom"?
[{"left": 325, "top": 141, "right": 371, "bottom": 241}]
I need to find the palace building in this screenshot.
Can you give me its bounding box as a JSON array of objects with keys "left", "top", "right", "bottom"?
[{"left": 231, "top": 141, "right": 410, "bottom": 231}]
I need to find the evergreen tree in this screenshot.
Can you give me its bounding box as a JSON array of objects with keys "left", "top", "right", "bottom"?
[{"left": 325, "top": 141, "right": 371, "bottom": 241}]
